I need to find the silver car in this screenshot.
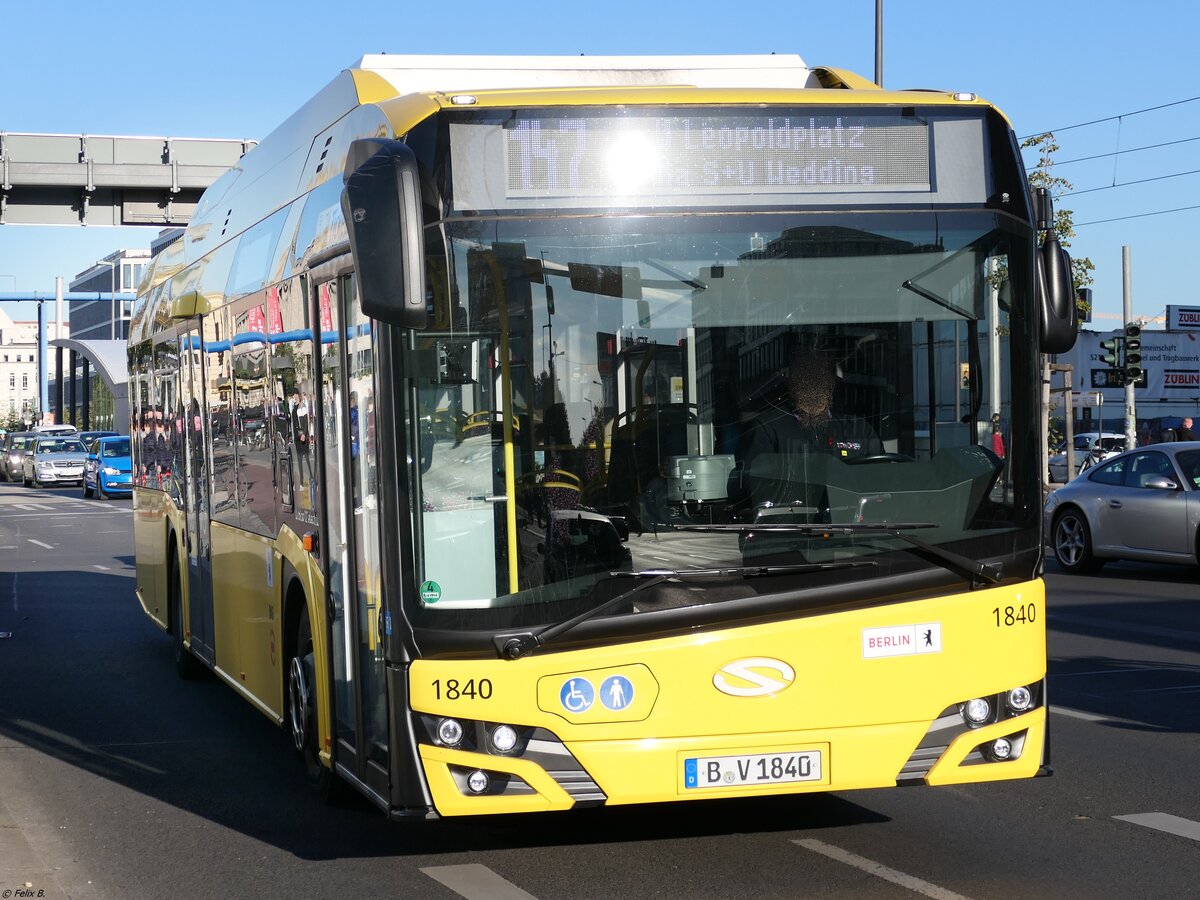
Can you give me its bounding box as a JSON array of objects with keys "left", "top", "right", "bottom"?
[
  {"left": 1045, "top": 442, "right": 1200, "bottom": 573},
  {"left": 22, "top": 437, "right": 90, "bottom": 487}
]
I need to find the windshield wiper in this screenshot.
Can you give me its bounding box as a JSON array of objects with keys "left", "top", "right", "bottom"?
[
  {"left": 493, "top": 560, "right": 876, "bottom": 660},
  {"left": 671, "top": 523, "right": 1003, "bottom": 589}
]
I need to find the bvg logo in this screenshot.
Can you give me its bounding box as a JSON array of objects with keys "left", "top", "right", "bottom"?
[{"left": 713, "top": 657, "right": 795, "bottom": 697}]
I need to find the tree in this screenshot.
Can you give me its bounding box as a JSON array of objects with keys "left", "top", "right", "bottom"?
[{"left": 1023, "top": 131, "right": 1095, "bottom": 318}]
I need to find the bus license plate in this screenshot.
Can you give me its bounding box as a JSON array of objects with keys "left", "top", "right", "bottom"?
[{"left": 684, "top": 750, "right": 822, "bottom": 789}]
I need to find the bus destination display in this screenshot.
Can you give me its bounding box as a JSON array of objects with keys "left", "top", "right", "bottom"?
[{"left": 504, "top": 113, "right": 931, "bottom": 199}]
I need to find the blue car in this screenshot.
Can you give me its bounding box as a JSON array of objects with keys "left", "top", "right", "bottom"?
[{"left": 83, "top": 435, "right": 132, "bottom": 499}]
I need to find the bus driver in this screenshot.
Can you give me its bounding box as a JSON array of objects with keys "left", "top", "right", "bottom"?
[{"left": 741, "top": 349, "right": 883, "bottom": 514}]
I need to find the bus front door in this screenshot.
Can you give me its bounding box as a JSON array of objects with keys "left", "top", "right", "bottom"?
[
  {"left": 317, "top": 273, "right": 389, "bottom": 800},
  {"left": 182, "top": 327, "right": 215, "bottom": 665}
]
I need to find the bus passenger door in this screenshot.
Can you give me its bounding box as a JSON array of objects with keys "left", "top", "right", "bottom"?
[
  {"left": 182, "top": 327, "right": 215, "bottom": 665},
  {"left": 318, "top": 274, "right": 389, "bottom": 799}
]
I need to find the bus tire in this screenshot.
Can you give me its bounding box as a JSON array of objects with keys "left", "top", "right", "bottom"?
[
  {"left": 288, "top": 602, "right": 343, "bottom": 803},
  {"left": 170, "top": 549, "right": 205, "bottom": 680}
]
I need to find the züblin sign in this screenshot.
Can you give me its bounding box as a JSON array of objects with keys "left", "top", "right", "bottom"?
[{"left": 1167, "top": 305, "right": 1200, "bottom": 330}]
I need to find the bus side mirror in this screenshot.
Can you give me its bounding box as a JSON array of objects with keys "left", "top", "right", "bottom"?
[
  {"left": 1037, "top": 235, "right": 1078, "bottom": 353},
  {"left": 341, "top": 139, "right": 427, "bottom": 329},
  {"left": 1032, "top": 188, "right": 1078, "bottom": 353}
]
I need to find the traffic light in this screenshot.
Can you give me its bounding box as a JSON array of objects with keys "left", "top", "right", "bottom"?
[
  {"left": 1124, "top": 323, "right": 1143, "bottom": 383},
  {"left": 1099, "top": 335, "right": 1124, "bottom": 368},
  {"left": 1077, "top": 287, "right": 1093, "bottom": 323}
]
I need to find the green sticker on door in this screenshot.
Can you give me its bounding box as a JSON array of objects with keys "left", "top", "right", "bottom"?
[{"left": 420, "top": 580, "right": 442, "bottom": 604}]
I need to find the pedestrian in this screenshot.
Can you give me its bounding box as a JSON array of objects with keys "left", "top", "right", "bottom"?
[
  {"left": 291, "top": 390, "right": 312, "bottom": 483},
  {"left": 990, "top": 413, "right": 1006, "bottom": 459},
  {"left": 1179, "top": 416, "right": 1195, "bottom": 441}
]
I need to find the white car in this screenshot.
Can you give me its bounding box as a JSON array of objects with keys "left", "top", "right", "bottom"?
[
  {"left": 22, "top": 436, "right": 89, "bottom": 487},
  {"left": 1048, "top": 432, "right": 1124, "bottom": 483}
]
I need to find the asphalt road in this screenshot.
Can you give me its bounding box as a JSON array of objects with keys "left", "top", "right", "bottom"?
[{"left": 0, "top": 480, "right": 1197, "bottom": 900}]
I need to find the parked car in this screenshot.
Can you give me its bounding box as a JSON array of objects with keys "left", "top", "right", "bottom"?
[
  {"left": 22, "top": 436, "right": 89, "bottom": 487},
  {"left": 83, "top": 435, "right": 133, "bottom": 499},
  {"left": 1, "top": 432, "right": 36, "bottom": 482},
  {"left": 1048, "top": 432, "right": 1125, "bottom": 483},
  {"left": 1045, "top": 442, "right": 1200, "bottom": 573}
]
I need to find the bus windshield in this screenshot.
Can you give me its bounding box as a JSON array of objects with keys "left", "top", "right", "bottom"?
[{"left": 407, "top": 207, "right": 1037, "bottom": 629}]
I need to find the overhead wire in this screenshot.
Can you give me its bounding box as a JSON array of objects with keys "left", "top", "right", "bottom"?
[
  {"left": 1074, "top": 204, "right": 1200, "bottom": 227},
  {"left": 1059, "top": 167, "right": 1200, "bottom": 197},
  {"left": 1021, "top": 100, "right": 1200, "bottom": 225},
  {"left": 1023, "top": 134, "right": 1200, "bottom": 167},
  {"left": 1018, "top": 95, "right": 1200, "bottom": 139}
]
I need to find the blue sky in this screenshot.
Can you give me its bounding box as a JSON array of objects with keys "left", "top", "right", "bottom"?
[{"left": 1, "top": 0, "right": 1197, "bottom": 327}]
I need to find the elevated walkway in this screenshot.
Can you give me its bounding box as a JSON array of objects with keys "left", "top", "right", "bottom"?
[{"left": 1, "top": 132, "right": 254, "bottom": 226}]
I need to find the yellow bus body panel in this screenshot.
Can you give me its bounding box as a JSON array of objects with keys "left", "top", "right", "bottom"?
[
  {"left": 132, "top": 486, "right": 173, "bottom": 629},
  {"left": 209, "top": 522, "right": 244, "bottom": 682},
  {"left": 208, "top": 522, "right": 284, "bottom": 719},
  {"left": 418, "top": 745, "right": 575, "bottom": 816},
  {"left": 410, "top": 579, "right": 1046, "bottom": 815}
]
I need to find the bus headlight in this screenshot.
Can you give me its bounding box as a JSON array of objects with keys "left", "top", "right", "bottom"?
[
  {"left": 990, "top": 738, "right": 1013, "bottom": 760},
  {"left": 961, "top": 698, "right": 991, "bottom": 726},
  {"left": 1007, "top": 686, "right": 1033, "bottom": 712},
  {"left": 466, "top": 770, "right": 490, "bottom": 793},
  {"left": 490, "top": 724, "right": 518, "bottom": 754},
  {"left": 436, "top": 717, "right": 464, "bottom": 747}
]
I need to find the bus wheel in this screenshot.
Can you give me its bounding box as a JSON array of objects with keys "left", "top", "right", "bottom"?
[
  {"left": 170, "top": 551, "right": 204, "bottom": 679},
  {"left": 289, "top": 605, "right": 342, "bottom": 802}
]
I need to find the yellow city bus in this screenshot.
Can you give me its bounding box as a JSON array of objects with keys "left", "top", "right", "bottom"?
[{"left": 128, "top": 55, "right": 1078, "bottom": 817}]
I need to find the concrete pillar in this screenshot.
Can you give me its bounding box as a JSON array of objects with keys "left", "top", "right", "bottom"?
[
  {"left": 54, "top": 347, "right": 64, "bottom": 425},
  {"left": 82, "top": 357, "right": 91, "bottom": 430},
  {"left": 68, "top": 350, "right": 77, "bottom": 426}
]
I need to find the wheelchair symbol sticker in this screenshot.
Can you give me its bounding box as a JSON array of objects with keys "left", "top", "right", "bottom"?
[
  {"left": 559, "top": 678, "right": 594, "bottom": 713},
  {"left": 600, "top": 675, "right": 634, "bottom": 711}
]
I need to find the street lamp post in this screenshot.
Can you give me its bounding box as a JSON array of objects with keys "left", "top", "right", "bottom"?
[{"left": 96, "top": 259, "right": 117, "bottom": 339}]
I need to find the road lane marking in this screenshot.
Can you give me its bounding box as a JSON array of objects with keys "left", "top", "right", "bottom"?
[
  {"left": 1049, "top": 611, "right": 1200, "bottom": 645},
  {"left": 1114, "top": 813, "right": 1200, "bottom": 842},
  {"left": 420, "top": 864, "right": 538, "bottom": 900},
  {"left": 794, "top": 839, "right": 973, "bottom": 900},
  {"left": 1050, "top": 706, "right": 1109, "bottom": 722},
  {"left": 1055, "top": 666, "right": 1180, "bottom": 678},
  {"left": 1127, "top": 684, "right": 1200, "bottom": 695},
  {"left": 1, "top": 510, "right": 131, "bottom": 519},
  {"left": 1050, "top": 706, "right": 1155, "bottom": 727},
  {"left": 27, "top": 539, "right": 53, "bottom": 550}
]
